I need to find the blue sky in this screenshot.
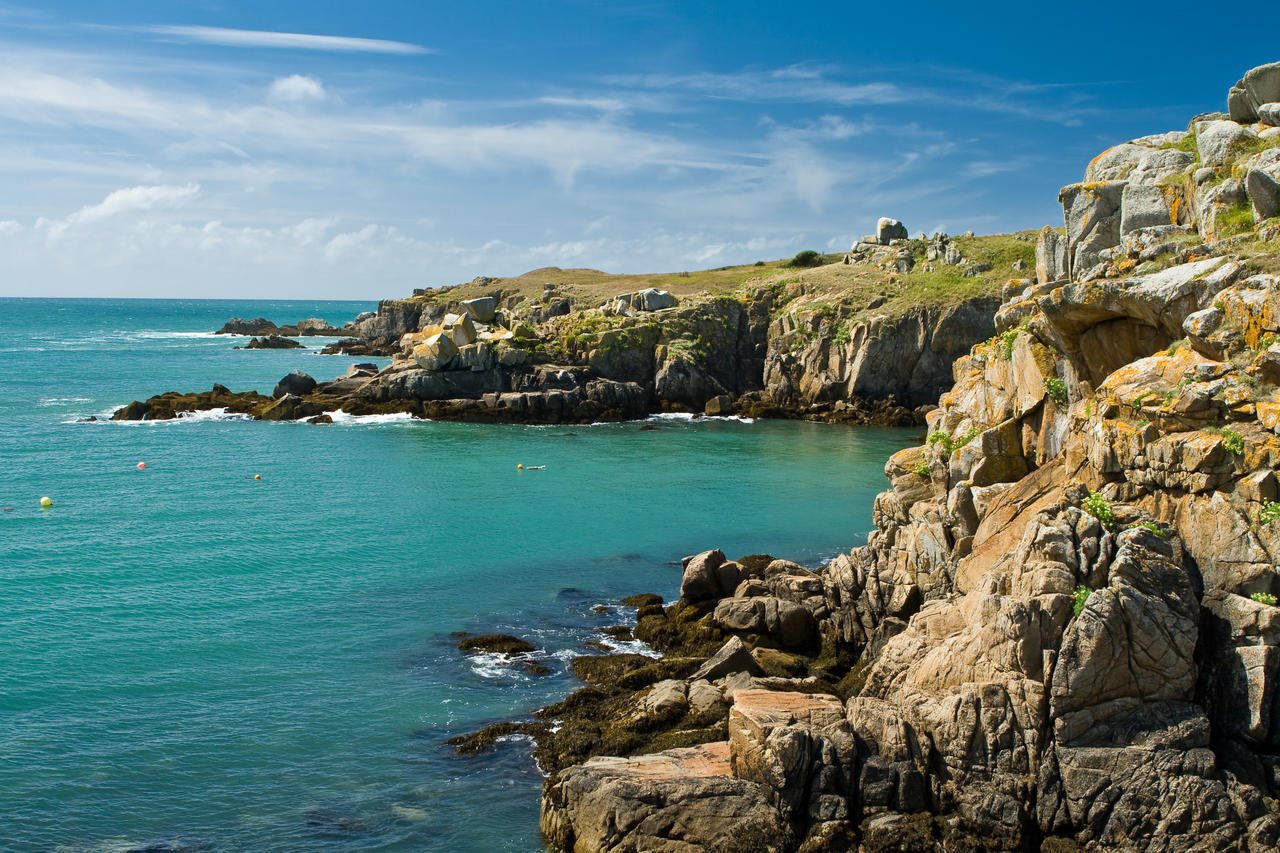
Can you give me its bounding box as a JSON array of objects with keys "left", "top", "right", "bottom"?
[{"left": 1, "top": 1, "right": 1276, "bottom": 298}]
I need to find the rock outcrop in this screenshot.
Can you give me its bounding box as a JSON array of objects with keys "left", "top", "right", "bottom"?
[{"left": 532, "top": 61, "right": 1280, "bottom": 853}]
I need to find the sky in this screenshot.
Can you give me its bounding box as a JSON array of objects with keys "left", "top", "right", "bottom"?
[{"left": 0, "top": 1, "right": 1277, "bottom": 299}]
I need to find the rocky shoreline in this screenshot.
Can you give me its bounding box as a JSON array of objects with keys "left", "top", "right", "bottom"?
[
  {"left": 112, "top": 229, "right": 1020, "bottom": 426},
  {"left": 445, "top": 63, "right": 1280, "bottom": 852}
]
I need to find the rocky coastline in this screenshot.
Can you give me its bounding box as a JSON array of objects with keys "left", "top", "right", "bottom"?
[
  {"left": 444, "top": 63, "right": 1280, "bottom": 853},
  {"left": 112, "top": 225, "right": 1023, "bottom": 426}
]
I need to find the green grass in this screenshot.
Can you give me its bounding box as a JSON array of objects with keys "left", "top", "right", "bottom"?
[
  {"left": 1217, "top": 202, "right": 1256, "bottom": 239},
  {"left": 1158, "top": 134, "right": 1199, "bottom": 157}
]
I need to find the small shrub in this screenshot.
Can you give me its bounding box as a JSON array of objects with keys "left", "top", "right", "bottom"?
[
  {"left": 1072, "top": 585, "right": 1093, "bottom": 617},
  {"left": 1204, "top": 425, "right": 1244, "bottom": 455},
  {"left": 1083, "top": 491, "right": 1116, "bottom": 531},
  {"left": 787, "top": 250, "right": 823, "bottom": 268},
  {"left": 1250, "top": 592, "right": 1278, "bottom": 606},
  {"left": 753, "top": 260, "right": 765, "bottom": 266},
  {"left": 926, "top": 426, "right": 981, "bottom": 457},
  {"left": 1044, "top": 376, "right": 1068, "bottom": 406},
  {"left": 1131, "top": 520, "right": 1168, "bottom": 538},
  {"left": 1258, "top": 501, "right": 1280, "bottom": 525},
  {"left": 999, "top": 329, "right": 1020, "bottom": 360},
  {"left": 1165, "top": 338, "right": 1188, "bottom": 356},
  {"left": 913, "top": 461, "right": 931, "bottom": 478}
]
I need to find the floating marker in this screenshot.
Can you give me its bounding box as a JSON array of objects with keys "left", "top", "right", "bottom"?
[
  {"left": 136, "top": 462, "right": 146, "bottom": 469},
  {"left": 517, "top": 464, "right": 524, "bottom": 470},
  {"left": 40, "top": 496, "right": 52, "bottom": 508},
  {"left": 254, "top": 474, "right": 262, "bottom": 480}
]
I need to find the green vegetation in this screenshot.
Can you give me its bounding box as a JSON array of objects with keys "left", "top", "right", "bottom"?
[
  {"left": 1250, "top": 592, "right": 1278, "bottom": 607},
  {"left": 1204, "top": 425, "right": 1245, "bottom": 455},
  {"left": 913, "top": 461, "right": 931, "bottom": 478},
  {"left": 787, "top": 250, "right": 823, "bottom": 268},
  {"left": 1131, "top": 520, "right": 1168, "bottom": 538},
  {"left": 998, "top": 329, "right": 1020, "bottom": 360},
  {"left": 1045, "top": 376, "right": 1068, "bottom": 406},
  {"left": 1258, "top": 501, "right": 1280, "bottom": 525},
  {"left": 927, "top": 426, "right": 982, "bottom": 456},
  {"left": 1158, "top": 134, "right": 1199, "bottom": 157},
  {"left": 1083, "top": 491, "right": 1116, "bottom": 531},
  {"left": 1072, "top": 585, "right": 1093, "bottom": 618},
  {"left": 1217, "top": 202, "right": 1256, "bottom": 239}
]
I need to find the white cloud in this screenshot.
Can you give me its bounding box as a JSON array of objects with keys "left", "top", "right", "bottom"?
[
  {"left": 44, "top": 183, "right": 199, "bottom": 239},
  {"left": 147, "top": 25, "right": 431, "bottom": 55},
  {"left": 268, "top": 74, "right": 326, "bottom": 103}
]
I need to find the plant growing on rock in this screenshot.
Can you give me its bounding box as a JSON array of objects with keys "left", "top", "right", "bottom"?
[
  {"left": 913, "top": 461, "right": 931, "bottom": 478},
  {"left": 998, "top": 329, "right": 1020, "bottom": 360},
  {"left": 1072, "top": 585, "right": 1093, "bottom": 617},
  {"left": 1205, "top": 425, "right": 1245, "bottom": 455},
  {"left": 1083, "top": 491, "right": 1116, "bottom": 531},
  {"left": 1258, "top": 501, "right": 1280, "bottom": 525},
  {"left": 1250, "top": 592, "right": 1278, "bottom": 606},
  {"left": 1131, "top": 520, "right": 1168, "bottom": 538},
  {"left": 1045, "top": 377, "right": 1068, "bottom": 406},
  {"left": 928, "top": 426, "right": 981, "bottom": 457}
]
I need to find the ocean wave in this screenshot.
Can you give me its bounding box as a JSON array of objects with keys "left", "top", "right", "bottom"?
[
  {"left": 593, "top": 635, "right": 661, "bottom": 657},
  {"left": 38, "top": 397, "right": 93, "bottom": 407},
  {"left": 645, "top": 412, "right": 755, "bottom": 424},
  {"left": 320, "top": 409, "right": 419, "bottom": 425},
  {"left": 465, "top": 646, "right": 576, "bottom": 680}
]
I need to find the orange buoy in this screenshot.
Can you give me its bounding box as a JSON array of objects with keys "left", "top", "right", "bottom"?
[
  {"left": 254, "top": 474, "right": 262, "bottom": 480},
  {"left": 517, "top": 464, "right": 524, "bottom": 470}
]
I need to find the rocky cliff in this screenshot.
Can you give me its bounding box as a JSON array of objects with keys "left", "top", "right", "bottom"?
[
  {"left": 530, "top": 62, "right": 1280, "bottom": 852},
  {"left": 116, "top": 239, "right": 1017, "bottom": 424}
]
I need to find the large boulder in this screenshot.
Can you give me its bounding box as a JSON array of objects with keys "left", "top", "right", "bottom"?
[
  {"left": 1260, "top": 102, "right": 1280, "bottom": 126},
  {"left": 1246, "top": 168, "right": 1280, "bottom": 222},
  {"left": 442, "top": 313, "right": 478, "bottom": 347},
  {"left": 1228, "top": 61, "right": 1280, "bottom": 123},
  {"left": 1120, "top": 184, "right": 1185, "bottom": 235},
  {"left": 1127, "top": 148, "right": 1196, "bottom": 186},
  {"left": 540, "top": 742, "right": 789, "bottom": 853},
  {"left": 460, "top": 297, "right": 496, "bottom": 324},
  {"left": 217, "top": 317, "right": 279, "bottom": 336},
  {"left": 1035, "top": 226, "right": 1067, "bottom": 284},
  {"left": 876, "top": 217, "right": 908, "bottom": 244},
  {"left": 634, "top": 288, "right": 677, "bottom": 311},
  {"left": 272, "top": 369, "right": 316, "bottom": 398},
  {"left": 1194, "top": 119, "right": 1256, "bottom": 167},
  {"left": 411, "top": 332, "right": 459, "bottom": 371},
  {"left": 1059, "top": 181, "right": 1125, "bottom": 280}
]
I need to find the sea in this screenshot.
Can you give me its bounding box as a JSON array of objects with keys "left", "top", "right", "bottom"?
[{"left": 0, "top": 298, "right": 915, "bottom": 852}]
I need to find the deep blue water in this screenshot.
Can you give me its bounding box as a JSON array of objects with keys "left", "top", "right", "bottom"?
[{"left": 0, "top": 298, "right": 914, "bottom": 852}]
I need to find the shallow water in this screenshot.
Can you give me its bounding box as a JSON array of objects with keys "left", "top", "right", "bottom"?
[{"left": 0, "top": 298, "right": 915, "bottom": 852}]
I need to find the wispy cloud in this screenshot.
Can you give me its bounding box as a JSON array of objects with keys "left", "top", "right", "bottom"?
[
  {"left": 607, "top": 66, "right": 910, "bottom": 105},
  {"left": 42, "top": 182, "right": 199, "bottom": 239},
  {"left": 146, "top": 25, "right": 432, "bottom": 55}
]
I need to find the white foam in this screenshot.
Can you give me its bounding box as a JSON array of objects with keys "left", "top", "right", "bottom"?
[
  {"left": 594, "top": 636, "right": 662, "bottom": 658},
  {"left": 638, "top": 412, "right": 755, "bottom": 425},
  {"left": 38, "top": 397, "right": 93, "bottom": 407},
  {"left": 321, "top": 409, "right": 418, "bottom": 425}
]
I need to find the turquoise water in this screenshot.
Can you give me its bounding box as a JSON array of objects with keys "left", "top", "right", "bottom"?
[{"left": 0, "top": 298, "right": 914, "bottom": 852}]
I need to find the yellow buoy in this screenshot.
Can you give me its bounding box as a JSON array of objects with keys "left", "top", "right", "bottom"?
[
  {"left": 254, "top": 474, "right": 262, "bottom": 480},
  {"left": 39, "top": 496, "right": 52, "bottom": 508},
  {"left": 517, "top": 464, "right": 524, "bottom": 470}
]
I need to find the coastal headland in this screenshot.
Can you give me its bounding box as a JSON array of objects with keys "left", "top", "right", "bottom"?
[{"left": 112, "top": 61, "right": 1280, "bottom": 852}]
